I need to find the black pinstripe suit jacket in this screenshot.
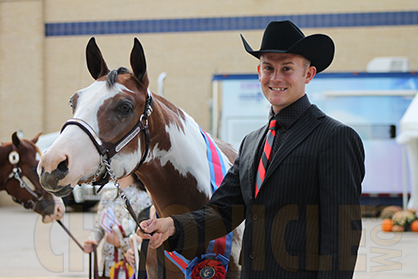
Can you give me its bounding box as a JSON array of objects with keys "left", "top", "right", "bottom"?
[{"left": 169, "top": 104, "right": 365, "bottom": 279}]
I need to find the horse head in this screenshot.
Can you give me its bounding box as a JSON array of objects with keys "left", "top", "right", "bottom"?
[
  {"left": 38, "top": 38, "right": 152, "bottom": 197},
  {"left": 1, "top": 132, "right": 65, "bottom": 223}
]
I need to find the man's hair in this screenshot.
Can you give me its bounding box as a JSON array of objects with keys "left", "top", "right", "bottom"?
[
  {"left": 302, "top": 58, "right": 311, "bottom": 76},
  {"left": 303, "top": 58, "right": 311, "bottom": 70}
]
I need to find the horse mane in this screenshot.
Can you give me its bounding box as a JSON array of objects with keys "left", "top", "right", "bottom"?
[{"left": 156, "top": 95, "right": 186, "bottom": 116}]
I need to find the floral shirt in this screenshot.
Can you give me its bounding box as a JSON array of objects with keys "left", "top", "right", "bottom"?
[{"left": 89, "top": 184, "right": 152, "bottom": 277}]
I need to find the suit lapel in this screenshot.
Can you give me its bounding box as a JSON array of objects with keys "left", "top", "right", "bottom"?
[{"left": 262, "top": 106, "right": 323, "bottom": 186}]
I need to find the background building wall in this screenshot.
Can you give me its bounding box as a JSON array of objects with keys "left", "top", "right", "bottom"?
[
  {"left": 0, "top": 0, "right": 44, "bottom": 142},
  {"left": 0, "top": 0, "right": 417, "bottom": 141}
]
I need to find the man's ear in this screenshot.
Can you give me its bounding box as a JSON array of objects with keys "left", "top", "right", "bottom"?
[
  {"left": 305, "top": 66, "right": 317, "bottom": 84},
  {"left": 257, "top": 64, "right": 262, "bottom": 81}
]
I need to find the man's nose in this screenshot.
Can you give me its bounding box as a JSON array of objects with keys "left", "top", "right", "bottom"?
[{"left": 271, "top": 71, "right": 283, "bottom": 82}]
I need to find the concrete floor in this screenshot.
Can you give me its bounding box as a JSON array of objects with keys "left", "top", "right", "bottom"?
[{"left": 0, "top": 205, "right": 418, "bottom": 278}]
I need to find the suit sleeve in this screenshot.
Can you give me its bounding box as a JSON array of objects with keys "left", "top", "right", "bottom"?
[
  {"left": 317, "top": 125, "right": 365, "bottom": 278},
  {"left": 165, "top": 138, "right": 247, "bottom": 253}
]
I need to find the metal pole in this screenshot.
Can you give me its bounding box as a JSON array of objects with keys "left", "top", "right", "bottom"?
[
  {"left": 89, "top": 253, "right": 92, "bottom": 279},
  {"left": 402, "top": 145, "right": 408, "bottom": 210},
  {"left": 158, "top": 72, "right": 167, "bottom": 97},
  {"left": 212, "top": 80, "right": 219, "bottom": 137}
]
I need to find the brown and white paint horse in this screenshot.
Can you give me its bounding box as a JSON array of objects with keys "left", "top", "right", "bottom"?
[
  {"left": 1, "top": 132, "right": 64, "bottom": 223},
  {"left": 38, "top": 38, "right": 241, "bottom": 278}
]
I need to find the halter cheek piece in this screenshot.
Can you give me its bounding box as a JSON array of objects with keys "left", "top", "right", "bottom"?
[
  {"left": 4, "top": 149, "right": 44, "bottom": 211},
  {"left": 60, "top": 89, "right": 154, "bottom": 188}
]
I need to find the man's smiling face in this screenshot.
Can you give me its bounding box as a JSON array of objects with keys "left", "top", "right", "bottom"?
[{"left": 257, "top": 52, "right": 316, "bottom": 114}]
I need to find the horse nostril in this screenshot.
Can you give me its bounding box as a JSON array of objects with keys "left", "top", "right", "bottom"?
[{"left": 57, "top": 158, "right": 69, "bottom": 173}]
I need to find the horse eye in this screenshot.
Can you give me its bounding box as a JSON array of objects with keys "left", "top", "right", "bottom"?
[{"left": 119, "top": 103, "right": 133, "bottom": 115}]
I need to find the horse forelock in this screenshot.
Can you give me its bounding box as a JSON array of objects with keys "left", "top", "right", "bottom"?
[{"left": 107, "top": 67, "right": 131, "bottom": 88}]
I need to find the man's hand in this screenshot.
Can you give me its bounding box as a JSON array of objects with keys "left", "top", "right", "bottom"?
[{"left": 136, "top": 217, "right": 176, "bottom": 249}]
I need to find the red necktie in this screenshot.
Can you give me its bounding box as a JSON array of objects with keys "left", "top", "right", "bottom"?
[{"left": 255, "top": 119, "right": 277, "bottom": 198}]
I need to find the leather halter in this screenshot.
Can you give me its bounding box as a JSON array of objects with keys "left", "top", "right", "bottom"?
[
  {"left": 60, "top": 89, "right": 164, "bottom": 278},
  {"left": 3, "top": 148, "right": 44, "bottom": 211},
  {"left": 60, "top": 89, "right": 154, "bottom": 186}
]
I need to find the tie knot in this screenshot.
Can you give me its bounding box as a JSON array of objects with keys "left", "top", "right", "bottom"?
[{"left": 269, "top": 119, "right": 277, "bottom": 130}]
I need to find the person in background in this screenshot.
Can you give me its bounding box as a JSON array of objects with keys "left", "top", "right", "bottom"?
[
  {"left": 136, "top": 20, "right": 365, "bottom": 279},
  {"left": 125, "top": 205, "right": 155, "bottom": 275},
  {"left": 84, "top": 174, "right": 152, "bottom": 279}
]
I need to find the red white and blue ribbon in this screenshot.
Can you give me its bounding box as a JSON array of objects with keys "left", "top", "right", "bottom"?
[{"left": 164, "top": 128, "right": 233, "bottom": 278}]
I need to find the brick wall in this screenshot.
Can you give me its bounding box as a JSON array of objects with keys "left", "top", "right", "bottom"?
[
  {"left": 0, "top": 0, "right": 417, "bottom": 141},
  {"left": 0, "top": 0, "right": 44, "bottom": 141}
]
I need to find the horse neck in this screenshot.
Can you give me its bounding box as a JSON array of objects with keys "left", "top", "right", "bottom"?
[{"left": 137, "top": 95, "right": 212, "bottom": 216}]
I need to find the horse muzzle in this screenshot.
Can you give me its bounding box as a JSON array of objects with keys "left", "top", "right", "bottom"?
[
  {"left": 46, "top": 184, "right": 73, "bottom": 198},
  {"left": 39, "top": 166, "right": 73, "bottom": 197},
  {"left": 38, "top": 197, "right": 66, "bottom": 223}
]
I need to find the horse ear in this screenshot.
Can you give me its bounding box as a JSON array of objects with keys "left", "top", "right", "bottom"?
[
  {"left": 31, "top": 132, "right": 42, "bottom": 144},
  {"left": 130, "top": 38, "right": 149, "bottom": 87},
  {"left": 12, "top": 132, "right": 21, "bottom": 148},
  {"left": 86, "top": 37, "right": 110, "bottom": 80}
]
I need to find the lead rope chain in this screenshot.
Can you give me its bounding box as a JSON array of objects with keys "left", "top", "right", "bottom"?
[
  {"left": 91, "top": 157, "right": 105, "bottom": 185},
  {"left": 102, "top": 158, "right": 145, "bottom": 232},
  {"left": 103, "top": 150, "right": 164, "bottom": 278}
]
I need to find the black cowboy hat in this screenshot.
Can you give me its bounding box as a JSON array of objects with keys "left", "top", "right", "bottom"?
[{"left": 241, "top": 20, "right": 335, "bottom": 73}]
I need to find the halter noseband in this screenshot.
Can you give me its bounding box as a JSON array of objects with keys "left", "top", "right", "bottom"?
[
  {"left": 61, "top": 89, "right": 154, "bottom": 186},
  {"left": 4, "top": 148, "right": 44, "bottom": 211}
]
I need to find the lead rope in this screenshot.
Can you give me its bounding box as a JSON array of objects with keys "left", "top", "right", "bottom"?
[
  {"left": 92, "top": 244, "right": 99, "bottom": 279},
  {"left": 55, "top": 220, "right": 98, "bottom": 279},
  {"left": 91, "top": 157, "right": 105, "bottom": 185},
  {"left": 102, "top": 158, "right": 143, "bottom": 230},
  {"left": 102, "top": 158, "right": 166, "bottom": 279}
]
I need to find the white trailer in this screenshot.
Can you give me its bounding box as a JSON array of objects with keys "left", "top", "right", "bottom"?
[{"left": 212, "top": 72, "right": 418, "bottom": 210}]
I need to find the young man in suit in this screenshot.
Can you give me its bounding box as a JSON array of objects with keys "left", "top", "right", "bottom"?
[{"left": 137, "top": 20, "right": 365, "bottom": 278}]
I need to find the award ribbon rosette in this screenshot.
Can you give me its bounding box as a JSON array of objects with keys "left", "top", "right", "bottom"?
[{"left": 187, "top": 253, "right": 228, "bottom": 279}]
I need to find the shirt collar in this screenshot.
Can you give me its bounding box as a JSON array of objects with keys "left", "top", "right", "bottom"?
[{"left": 269, "top": 94, "right": 311, "bottom": 130}]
